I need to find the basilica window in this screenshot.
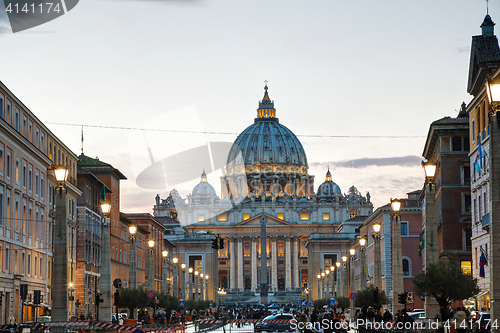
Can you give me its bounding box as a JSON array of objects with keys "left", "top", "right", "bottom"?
[
  {"left": 277, "top": 213, "right": 283, "bottom": 220},
  {"left": 244, "top": 241, "right": 250, "bottom": 257},
  {"left": 300, "top": 213, "right": 309, "bottom": 220},
  {"left": 323, "top": 213, "right": 329, "bottom": 221},
  {"left": 349, "top": 209, "right": 358, "bottom": 219},
  {"left": 218, "top": 214, "right": 227, "bottom": 222},
  {"left": 300, "top": 239, "right": 308, "bottom": 256},
  {"left": 243, "top": 214, "right": 250, "bottom": 220},
  {"left": 198, "top": 214, "right": 204, "bottom": 222},
  {"left": 278, "top": 241, "right": 284, "bottom": 256}
]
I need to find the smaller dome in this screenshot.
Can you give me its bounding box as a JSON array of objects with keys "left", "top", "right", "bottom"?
[
  {"left": 192, "top": 170, "right": 216, "bottom": 197},
  {"left": 300, "top": 198, "right": 309, "bottom": 203},
  {"left": 317, "top": 170, "right": 341, "bottom": 196}
]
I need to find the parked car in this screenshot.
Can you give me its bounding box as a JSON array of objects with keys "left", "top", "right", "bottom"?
[
  {"left": 473, "top": 312, "right": 491, "bottom": 333},
  {"left": 255, "top": 314, "right": 294, "bottom": 332},
  {"left": 408, "top": 311, "right": 425, "bottom": 319}
]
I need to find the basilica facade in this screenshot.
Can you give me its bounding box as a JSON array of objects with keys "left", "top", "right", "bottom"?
[{"left": 154, "top": 86, "right": 373, "bottom": 293}]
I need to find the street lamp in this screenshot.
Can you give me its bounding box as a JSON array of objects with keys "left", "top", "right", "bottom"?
[
  {"left": 195, "top": 271, "right": 199, "bottom": 301},
  {"left": 188, "top": 267, "right": 193, "bottom": 300},
  {"left": 200, "top": 273, "right": 204, "bottom": 300},
  {"left": 52, "top": 165, "right": 70, "bottom": 322},
  {"left": 391, "top": 198, "right": 404, "bottom": 314},
  {"left": 205, "top": 274, "right": 209, "bottom": 301},
  {"left": 335, "top": 261, "right": 341, "bottom": 298},
  {"left": 129, "top": 225, "right": 137, "bottom": 289},
  {"left": 173, "top": 258, "right": 178, "bottom": 297},
  {"left": 342, "top": 255, "right": 348, "bottom": 296},
  {"left": 181, "top": 263, "right": 186, "bottom": 300},
  {"left": 330, "top": 266, "right": 335, "bottom": 297},
  {"left": 162, "top": 250, "right": 169, "bottom": 294},
  {"left": 372, "top": 222, "right": 382, "bottom": 291},
  {"left": 317, "top": 274, "right": 321, "bottom": 300},
  {"left": 349, "top": 248, "right": 355, "bottom": 316},
  {"left": 148, "top": 240, "right": 155, "bottom": 290},
  {"left": 359, "top": 238, "right": 367, "bottom": 289},
  {"left": 325, "top": 269, "right": 330, "bottom": 299},
  {"left": 98, "top": 200, "right": 112, "bottom": 323}
]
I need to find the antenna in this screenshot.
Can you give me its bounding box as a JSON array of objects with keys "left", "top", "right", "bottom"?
[
  {"left": 81, "top": 125, "right": 84, "bottom": 154},
  {"left": 487, "top": 0, "right": 489, "bottom": 15}
]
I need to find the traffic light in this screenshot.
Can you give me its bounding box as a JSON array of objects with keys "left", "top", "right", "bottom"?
[
  {"left": 95, "top": 292, "right": 103, "bottom": 304},
  {"left": 212, "top": 238, "right": 219, "bottom": 249},
  {"left": 33, "top": 290, "right": 41, "bottom": 305},
  {"left": 0, "top": 293, "right": 3, "bottom": 307},
  {"left": 398, "top": 292, "right": 407, "bottom": 304},
  {"left": 20, "top": 284, "right": 28, "bottom": 301},
  {"left": 374, "top": 287, "right": 379, "bottom": 304},
  {"left": 219, "top": 237, "right": 224, "bottom": 250}
]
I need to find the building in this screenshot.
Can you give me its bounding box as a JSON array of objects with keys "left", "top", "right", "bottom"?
[
  {"left": 421, "top": 108, "right": 472, "bottom": 266},
  {"left": 465, "top": 14, "right": 500, "bottom": 310},
  {"left": 154, "top": 86, "right": 373, "bottom": 298},
  {"left": 359, "top": 192, "right": 423, "bottom": 311},
  {"left": 0, "top": 81, "right": 81, "bottom": 323}
]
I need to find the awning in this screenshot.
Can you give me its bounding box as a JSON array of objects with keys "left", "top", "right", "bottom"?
[{"left": 474, "top": 290, "right": 490, "bottom": 298}]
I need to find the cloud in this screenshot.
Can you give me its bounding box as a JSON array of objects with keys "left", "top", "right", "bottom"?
[
  {"left": 311, "top": 155, "right": 422, "bottom": 169},
  {"left": 456, "top": 46, "right": 469, "bottom": 53}
]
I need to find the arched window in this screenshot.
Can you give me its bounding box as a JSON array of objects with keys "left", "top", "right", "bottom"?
[
  {"left": 278, "top": 241, "right": 284, "bottom": 256},
  {"left": 244, "top": 241, "right": 250, "bottom": 257},
  {"left": 402, "top": 257, "right": 411, "bottom": 276}
]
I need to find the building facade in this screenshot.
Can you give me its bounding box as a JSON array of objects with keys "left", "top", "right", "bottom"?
[{"left": 154, "top": 86, "right": 373, "bottom": 297}]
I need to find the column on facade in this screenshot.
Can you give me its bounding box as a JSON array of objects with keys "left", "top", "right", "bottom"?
[
  {"left": 271, "top": 237, "right": 278, "bottom": 292},
  {"left": 285, "top": 237, "right": 292, "bottom": 290},
  {"left": 237, "top": 238, "right": 244, "bottom": 290},
  {"left": 229, "top": 237, "right": 236, "bottom": 289},
  {"left": 251, "top": 237, "right": 257, "bottom": 292},
  {"left": 304, "top": 179, "right": 309, "bottom": 198},
  {"left": 293, "top": 238, "right": 300, "bottom": 288}
]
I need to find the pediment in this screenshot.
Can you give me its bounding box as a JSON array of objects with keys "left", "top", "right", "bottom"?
[{"left": 236, "top": 213, "right": 291, "bottom": 226}]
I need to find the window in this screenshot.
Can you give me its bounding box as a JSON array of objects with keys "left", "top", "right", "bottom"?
[
  {"left": 0, "top": 189, "right": 3, "bottom": 226},
  {"left": 22, "top": 164, "right": 26, "bottom": 189},
  {"left": 0, "top": 96, "right": 3, "bottom": 118},
  {"left": 6, "top": 153, "right": 10, "bottom": 179},
  {"left": 27, "top": 254, "right": 31, "bottom": 275},
  {"left": 461, "top": 261, "right": 472, "bottom": 274},
  {"left": 40, "top": 177, "right": 44, "bottom": 200},
  {"left": 472, "top": 118, "right": 476, "bottom": 143},
  {"left": 0, "top": 148, "right": 3, "bottom": 176},
  {"left": 349, "top": 209, "right": 358, "bottom": 219},
  {"left": 40, "top": 134, "right": 44, "bottom": 153},
  {"left": 22, "top": 117, "right": 27, "bottom": 137},
  {"left": 5, "top": 248, "right": 9, "bottom": 273},
  {"left": 463, "top": 166, "right": 471, "bottom": 185},
  {"left": 15, "top": 160, "right": 19, "bottom": 184},
  {"left": 300, "top": 213, "right": 309, "bottom": 220},
  {"left": 278, "top": 241, "right": 284, "bottom": 256},
  {"left": 464, "top": 194, "right": 471, "bottom": 213},
  {"left": 401, "top": 222, "right": 408, "bottom": 236},
  {"left": 277, "top": 213, "right": 283, "bottom": 220},
  {"left": 39, "top": 257, "right": 43, "bottom": 279},
  {"left": 6, "top": 102, "right": 10, "bottom": 123},
  {"left": 198, "top": 214, "right": 204, "bottom": 222},
  {"left": 243, "top": 214, "right": 250, "bottom": 220},
  {"left": 452, "top": 136, "right": 462, "bottom": 151},
  {"left": 35, "top": 174, "right": 39, "bottom": 196},
  {"left": 244, "top": 241, "right": 250, "bottom": 257},
  {"left": 323, "top": 213, "right": 329, "bottom": 221},
  {"left": 218, "top": 214, "right": 227, "bottom": 222},
  {"left": 14, "top": 109, "right": 19, "bottom": 131},
  {"left": 402, "top": 258, "right": 410, "bottom": 276},
  {"left": 28, "top": 168, "right": 32, "bottom": 192}
]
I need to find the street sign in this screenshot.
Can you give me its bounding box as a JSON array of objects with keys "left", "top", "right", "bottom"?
[
  {"left": 209, "top": 304, "right": 213, "bottom": 309},
  {"left": 179, "top": 300, "right": 185, "bottom": 307},
  {"left": 113, "top": 278, "right": 122, "bottom": 289},
  {"left": 407, "top": 291, "right": 414, "bottom": 303},
  {"left": 147, "top": 290, "right": 155, "bottom": 298},
  {"left": 300, "top": 299, "right": 308, "bottom": 307},
  {"left": 329, "top": 299, "right": 334, "bottom": 306},
  {"left": 349, "top": 292, "right": 357, "bottom": 301},
  {"left": 301, "top": 291, "right": 307, "bottom": 299},
  {"left": 87, "top": 290, "right": 92, "bottom": 297}
]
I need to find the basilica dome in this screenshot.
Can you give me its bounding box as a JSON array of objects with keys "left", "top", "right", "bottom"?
[
  {"left": 226, "top": 86, "right": 307, "bottom": 168},
  {"left": 317, "top": 169, "right": 342, "bottom": 196}
]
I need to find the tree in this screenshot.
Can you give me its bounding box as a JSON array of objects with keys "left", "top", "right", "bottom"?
[
  {"left": 412, "top": 256, "right": 480, "bottom": 307},
  {"left": 354, "top": 285, "right": 389, "bottom": 308},
  {"left": 117, "top": 287, "right": 149, "bottom": 319},
  {"left": 336, "top": 296, "right": 350, "bottom": 312}
]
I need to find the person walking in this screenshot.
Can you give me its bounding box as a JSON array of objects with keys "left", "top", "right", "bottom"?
[{"left": 454, "top": 307, "right": 467, "bottom": 333}]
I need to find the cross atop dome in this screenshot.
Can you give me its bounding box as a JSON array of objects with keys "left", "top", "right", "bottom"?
[
  {"left": 257, "top": 82, "right": 276, "bottom": 118},
  {"left": 200, "top": 169, "right": 207, "bottom": 183},
  {"left": 325, "top": 168, "right": 332, "bottom": 182}
]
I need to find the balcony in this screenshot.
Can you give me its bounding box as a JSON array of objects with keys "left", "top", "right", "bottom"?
[{"left": 482, "top": 213, "right": 490, "bottom": 230}]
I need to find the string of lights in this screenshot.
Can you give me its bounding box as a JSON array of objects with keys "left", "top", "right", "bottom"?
[{"left": 46, "top": 122, "right": 425, "bottom": 139}]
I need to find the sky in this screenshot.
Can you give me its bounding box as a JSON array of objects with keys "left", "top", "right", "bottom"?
[{"left": 0, "top": 0, "right": 496, "bottom": 214}]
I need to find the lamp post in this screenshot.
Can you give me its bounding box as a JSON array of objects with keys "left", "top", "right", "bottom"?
[
  {"left": 129, "top": 225, "right": 137, "bottom": 289},
  {"left": 172, "top": 258, "right": 179, "bottom": 297},
  {"left": 195, "top": 271, "right": 199, "bottom": 301},
  {"left": 422, "top": 160, "right": 439, "bottom": 318},
  {"left": 162, "top": 250, "right": 169, "bottom": 294},
  {"left": 372, "top": 222, "right": 382, "bottom": 291},
  {"left": 349, "top": 248, "right": 355, "bottom": 317},
  {"left": 200, "top": 273, "right": 204, "bottom": 301},
  {"left": 321, "top": 272, "right": 325, "bottom": 299},
  {"left": 359, "top": 238, "right": 367, "bottom": 290},
  {"left": 100, "top": 200, "right": 113, "bottom": 323},
  {"left": 330, "top": 266, "right": 335, "bottom": 298},
  {"left": 52, "top": 165, "right": 70, "bottom": 322},
  {"left": 148, "top": 240, "right": 155, "bottom": 290},
  {"left": 188, "top": 267, "right": 193, "bottom": 300},
  {"left": 342, "top": 255, "right": 348, "bottom": 297},
  {"left": 205, "top": 275, "right": 209, "bottom": 301},
  {"left": 325, "top": 270, "right": 330, "bottom": 300},
  {"left": 181, "top": 263, "right": 186, "bottom": 300},
  {"left": 317, "top": 274, "right": 321, "bottom": 300},
  {"left": 335, "top": 261, "right": 341, "bottom": 298},
  {"left": 391, "top": 198, "right": 404, "bottom": 314}
]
